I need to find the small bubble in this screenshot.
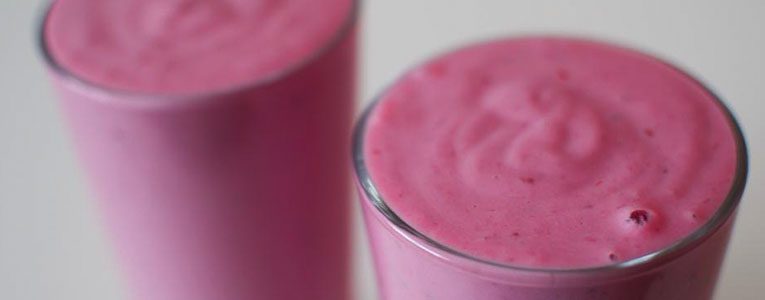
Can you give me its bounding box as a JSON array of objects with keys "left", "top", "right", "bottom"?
[
  {"left": 617, "top": 206, "right": 664, "bottom": 233},
  {"left": 628, "top": 210, "right": 649, "bottom": 225}
]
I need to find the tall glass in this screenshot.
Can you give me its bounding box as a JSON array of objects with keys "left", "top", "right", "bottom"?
[
  {"left": 353, "top": 48, "right": 748, "bottom": 300},
  {"left": 38, "top": 1, "right": 358, "bottom": 299}
]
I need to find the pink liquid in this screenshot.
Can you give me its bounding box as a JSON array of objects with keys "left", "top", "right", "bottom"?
[
  {"left": 43, "top": 0, "right": 356, "bottom": 299},
  {"left": 359, "top": 37, "right": 743, "bottom": 299},
  {"left": 46, "top": 0, "right": 352, "bottom": 93}
]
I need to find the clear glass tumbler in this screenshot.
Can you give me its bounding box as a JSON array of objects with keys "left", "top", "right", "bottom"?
[
  {"left": 353, "top": 38, "right": 748, "bottom": 300},
  {"left": 38, "top": 1, "right": 359, "bottom": 299}
]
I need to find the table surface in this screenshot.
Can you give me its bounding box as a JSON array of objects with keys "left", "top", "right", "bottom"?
[{"left": 1, "top": 0, "right": 763, "bottom": 299}]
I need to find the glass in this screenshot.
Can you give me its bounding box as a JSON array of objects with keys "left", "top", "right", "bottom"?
[
  {"left": 38, "top": 1, "right": 359, "bottom": 299},
  {"left": 353, "top": 41, "right": 748, "bottom": 300}
]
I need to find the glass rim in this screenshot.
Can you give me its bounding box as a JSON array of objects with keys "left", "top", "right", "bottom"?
[
  {"left": 352, "top": 35, "right": 749, "bottom": 276},
  {"left": 36, "top": 0, "right": 360, "bottom": 105}
]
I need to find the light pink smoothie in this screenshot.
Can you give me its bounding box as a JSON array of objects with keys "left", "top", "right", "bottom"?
[
  {"left": 41, "top": 0, "right": 356, "bottom": 299},
  {"left": 356, "top": 37, "right": 746, "bottom": 299}
]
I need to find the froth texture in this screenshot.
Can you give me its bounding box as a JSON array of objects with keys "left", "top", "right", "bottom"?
[
  {"left": 46, "top": 0, "right": 353, "bottom": 93},
  {"left": 364, "top": 38, "right": 738, "bottom": 268}
]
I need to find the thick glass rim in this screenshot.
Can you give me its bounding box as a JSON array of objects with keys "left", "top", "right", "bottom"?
[
  {"left": 36, "top": 0, "right": 360, "bottom": 106},
  {"left": 352, "top": 36, "right": 749, "bottom": 277}
]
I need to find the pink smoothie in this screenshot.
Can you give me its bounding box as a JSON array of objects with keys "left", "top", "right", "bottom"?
[
  {"left": 42, "top": 0, "right": 356, "bottom": 299},
  {"left": 46, "top": 0, "right": 352, "bottom": 93},
  {"left": 358, "top": 37, "right": 744, "bottom": 299}
]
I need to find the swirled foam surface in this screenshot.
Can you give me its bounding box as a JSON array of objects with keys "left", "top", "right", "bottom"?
[
  {"left": 45, "top": 0, "right": 353, "bottom": 93},
  {"left": 364, "top": 37, "right": 738, "bottom": 268}
]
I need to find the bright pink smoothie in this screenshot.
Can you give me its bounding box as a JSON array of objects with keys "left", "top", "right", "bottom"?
[
  {"left": 46, "top": 0, "right": 352, "bottom": 93},
  {"left": 42, "top": 0, "right": 356, "bottom": 299},
  {"left": 358, "top": 37, "right": 744, "bottom": 299}
]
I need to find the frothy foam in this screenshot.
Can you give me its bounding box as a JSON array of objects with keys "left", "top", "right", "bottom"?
[
  {"left": 364, "top": 38, "right": 737, "bottom": 268},
  {"left": 46, "top": 0, "right": 353, "bottom": 93}
]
